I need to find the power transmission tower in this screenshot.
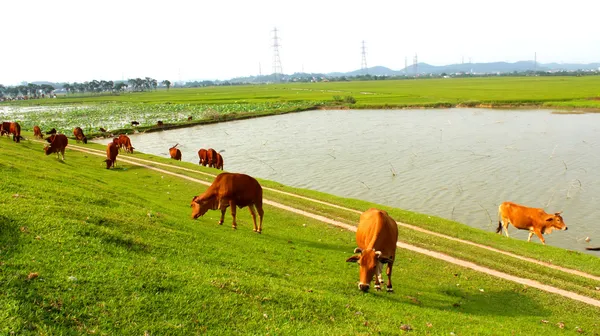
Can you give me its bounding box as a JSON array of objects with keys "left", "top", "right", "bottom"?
[
  {"left": 272, "top": 28, "right": 283, "bottom": 81},
  {"left": 413, "top": 54, "right": 418, "bottom": 77},
  {"left": 361, "top": 41, "right": 368, "bottom": 74}
]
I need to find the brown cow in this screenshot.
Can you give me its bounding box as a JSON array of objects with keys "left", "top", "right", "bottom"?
[
  {"left": 157, "top": 121, "right": 164, "bottom": 127},
  {"left": 190, "top": 173, "right": 264, "bottom": 233},
  {"left": 169, "top": 143, "right": 182, "bottom": 161},
  {"left": 105, "top": 138, "right": 119, "bottom": 169},
  {"left": 44, "top": 134, "right": 68, "bottom": 160},
  {"left": 198, "top": 148, "right": 208, "bottom": 166},
  {"left": 46, "top": 128, "right": 57, "bottom": 135},
  {"left": 346, "top": 208, "right": 398, "bottom": 292},
  {"left": 33, "top": 126, "right": 43, "bottom": 139},
  {"left": 497, "top": 201, "right": 568, "bottom": 245},
  {"left": 117, "top": 134, "right": 134, "bottom": 153},
  {"left": 9, "top": 122, "right": 21, "bottom": 143},
  {"left": 214, "top": 152, "right": 224, "bottom": 170},
  {"left": 207, "top": 148, "right": 218, "bottom": 168},
  {"left": 0, "top": 122, "right": 10, "bottom": 136},
  {"left": 73, "top": 127, "right": 88, "bottom": 144}
]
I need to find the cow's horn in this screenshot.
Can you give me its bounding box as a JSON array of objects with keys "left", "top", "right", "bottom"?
[
  {"left": 353, "top": 247, "right": 363, "bottom": 254},
  {"left": 375, "top": 251, "right": 382, "bottom": 257}
]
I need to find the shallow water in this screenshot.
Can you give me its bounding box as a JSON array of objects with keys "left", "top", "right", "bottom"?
[{"left": 97, "top": 108, "right": 600, "bottom": 253}]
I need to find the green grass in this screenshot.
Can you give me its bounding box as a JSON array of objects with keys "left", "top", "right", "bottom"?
[{"left": 1, "top": 136, "right": 599, "bottom": 335}]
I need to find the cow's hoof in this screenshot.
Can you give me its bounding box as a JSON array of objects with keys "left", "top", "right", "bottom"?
[
  {"left": 218, "top": 221, "right": 223, "bottom": 225},
  {"left": 232, "top": 227, "right": 237, "bottom": 230},
  {"left": 375, "top": 286, "right": 382, "bottom": 292},
  {"left": 386, "top": 288, "right": 394, "bottom": 293},
  {"left": 256, "top": 231, "right": 262, "bottom": 234}
]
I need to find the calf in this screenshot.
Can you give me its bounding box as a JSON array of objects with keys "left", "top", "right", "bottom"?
[
  {"left": 191, "top": 173, "right": 264, "bottom": 233},
  {"left": 169, "top": 143, "right": 182, "bottom": 160},
  {"left": 198, "top": 148, "right": 208, "bottom": 166},
  {"left": 73, "top": 127, "right": 88, "bottom": 144},
  {"left": 44, "top": 134, "right": 68, "bottom": 160},
  {"left": 105, "top": 138, "right": 119, "bottom": 169},
  {"left": 346, "top": 208, "right": 398, "bottom": 292},
  {"left": 33, "top": 126, "right": 43, "bottom": 139},
  {"left": 497, "top": 201, "right": 568, "bottom": 245}
]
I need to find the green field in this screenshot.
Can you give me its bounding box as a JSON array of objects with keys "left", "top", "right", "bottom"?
[{"left": 1, "top": 134, "right": 599, "bottom": 335}]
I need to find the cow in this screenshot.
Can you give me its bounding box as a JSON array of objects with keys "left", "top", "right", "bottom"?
[
  {"left": 157, "top": 120, "right": 164, "bottom": 127},
  {"left": 44, "top": 134, "right": 68, "bottom": 160},
  {"left": 33, "top": 126, "right": 43, "bottom": 139},
  {"left": 131, "top": 121, "right": 139, "bottom": 127},
  {"left": 9, "top": 122, "right": 21, "bottom": 143},
  {"left": 198, "top": 148, "right": 208, "bottom": 166},
  {"left": 207, "top": 148, "right": 218, "bottom": 168},
  {"left": 169, "top": 143, "right": 182, "bottom": 161},
  {"left": 215, "top": 152, "right": 224, "bottom": 170},
  {"left": 187, "top": 116, "right": 193, "bottom": 121},
  {"left": 117, "top": 134, "right": 134, "bottom": 153},
  {"left": 0, "top": 122, "right": 10, "bottom": 136},
  {"left": 105, "top": 138, "right": 119, "bottom": 169},
  {"left": 190, "top": 173, "right": 264, "bottom": 233},
  {"left": 46, "top": 128, "right": 57, "bottom": 135},
  {"left": 73, "top": 127, "right": 88, "bottom": 144},
  {"left": 346, "top": 208, "right": 398, "bottom": 292},
  {"left": 497, "top": 201, "right": 568, "bottom": 245},
  {"left": 99, "top": 127, "right": 107, "bottom": 133}
]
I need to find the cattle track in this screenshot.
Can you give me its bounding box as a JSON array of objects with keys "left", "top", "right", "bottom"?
[{"left": 48, "top": 141, "right": 600, "bottom": 308}]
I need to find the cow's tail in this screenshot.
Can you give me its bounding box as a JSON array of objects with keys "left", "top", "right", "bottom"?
[{"left": 496, "top": 205, "right": 503, "bottom": 234}]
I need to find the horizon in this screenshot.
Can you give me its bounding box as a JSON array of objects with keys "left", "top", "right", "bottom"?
[{"left": 2, "top": 0, "right": 599, "bottom": 85}]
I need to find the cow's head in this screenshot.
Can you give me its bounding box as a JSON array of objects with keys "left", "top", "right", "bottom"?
[
  {"left": 43, "top": 144, "right": 54, "bottom": 155},
  {"left": 346, "top": 247, "right": 392, "bottom": 292},
  {"left": 104, "top": 159, "right": 112, "bottom": 169},
  {"left": 83, "top": 136, "right": 88, "bottom": 144},
  {"left": 545, "top": 211, "right": 568, "bottom": 232},
  {"left": 190, "top": 194, "right": 218, "bottom": 219}
]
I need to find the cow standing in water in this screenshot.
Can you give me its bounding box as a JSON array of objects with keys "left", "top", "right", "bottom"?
[
  {"left": 190, "top": 173, "right": 264, "bottom": 233},
  {"left": 44, "top": 134, "right": 68, "bottom": 160},
  {"left": 497, "top": 201, "right": 568, "bottom": 245},
  {"left": 346, "top": 208, "right": 398, "bottom": 292},
  {"left": 169, "top": 144, "right": 182, "bottom": 161},
  {"left": 105, "top": 138, "right": 119, "bottom": 169}
]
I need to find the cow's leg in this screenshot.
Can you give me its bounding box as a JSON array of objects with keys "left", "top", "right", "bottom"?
[
  {"left": 61, "top": 149, "right": 65, "bottom": 161},
  {"left": 386, "top": 262, "right": 394, "bottom": 292},
  {"left": 229, "top": 200, "right": 237, "bottom": 229},
  {"left": 248, "top": 205, "right": 259, "bottom": 233},
  {"left": 256, "top": 204, "right": 264, "bottom": 233},
  {"left": 218, "top": 204, "right": 227, "bottom": 225},
  {"left": 374, "top": 262, "right": 383, "bottom": 291},
  {"left": 534, "top": 229, "right": 545, "bottom": 245},
  {"left": 502, "top": 220, "right": 510, "bottom": 237},
  {"left": 527, "top": 231, "right": 534, "bottom": 242}
]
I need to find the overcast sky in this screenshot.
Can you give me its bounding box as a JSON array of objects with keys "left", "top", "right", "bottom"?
[{"left": 2, "top": 0, "right": 599, "bottom": 85}]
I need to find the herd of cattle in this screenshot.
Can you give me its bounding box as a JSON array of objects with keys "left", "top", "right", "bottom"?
[{"left": 0, "top": 120, "right": 588, "bottom": 292}]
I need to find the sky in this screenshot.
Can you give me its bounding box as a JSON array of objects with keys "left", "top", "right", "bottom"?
[{"left": 2, "top": 0, "right": 599, "bottom": 85}]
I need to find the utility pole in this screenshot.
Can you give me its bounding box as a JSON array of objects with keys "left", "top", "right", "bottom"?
[
  {"left": 361, "top": 41, "right": 368, "bottom": 75},
  {"left": 272, "top": 28, "right": 283, "bottom": 81},
  {"left": 413, "top": 54, "right": 418, "bottom": 77}
]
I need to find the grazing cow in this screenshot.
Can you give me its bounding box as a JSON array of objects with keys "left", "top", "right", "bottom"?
[
  {"left": 198, "top": 148, "right": 208, "bottom": 166},
  {"left": 0, "top": 122, "right": 10, "bottom": 136},
  {"left": 190, "top": 173, "right": 264, "bottom": 233},
  {"left": 73, "top": 127, "right": 88, "bottom": 144},
  {"left": 346, "top": 208, "right": 398, "bottom": 292},
  {"left": 169, "top": 143, "right": 182, "bottom": 161},
  {"left": 157, "top": 120, "right": 164, "bottom": 127},
  {"left": 46, "top": 128, "right": 57, "bottom": 135},
  {"left": 33, "top": 126, "right": 43, "bottom": 139},
  {"left": 131, "top": 121, "right": 139, "bottom": 127},
  {"left": 99, "top": 127, "right": 107, "bottom": 133},
  {"left": 117, "top": 134, "right": 134, "bottom": 153},
  {"left": 44, "top": 134, "right": 68, "bottom": 160},
  {"left": 207, "top": 148, "right": 218, "bottom": 168},
  {"left": 9, "top": 122, "right": 21, "bottom": 143},
  {"left": 187, "top": 116, "right": 193, "bottom": 121},
  {"left": 105, "top": 138, "right": 119, "bottom": 169},
  {"left": 215, "top": 152, "right": 224, "bottom": 170},
  {"left": 497, "top": 201, "right": 568, "bottom": 245}
]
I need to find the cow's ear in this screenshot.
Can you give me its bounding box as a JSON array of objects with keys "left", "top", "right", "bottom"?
[
  {"left": 346, "top": 255, "right": 360, "bottom": 263},
  {"left": 378, "top": 255, "right": 393, "bottom": 264},
  {"left": 546, "top": 217, "right": 554, "bottom": 222},
  {"left": 555, "top": 211, "right": 563, "bottom": 216},
  {"left": 353, "top": 247, "right": 363, "bottom": 254},
  {"left": 191, "top": 196, "right": 201, "bottom": 204}
]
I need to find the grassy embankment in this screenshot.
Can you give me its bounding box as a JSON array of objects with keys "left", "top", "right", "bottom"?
[{"left": 1, "top": 135, "right": 599, "bottom": 335}]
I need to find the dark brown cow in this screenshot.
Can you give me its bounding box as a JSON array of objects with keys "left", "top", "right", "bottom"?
[
  {"left": 117, "top": 134, "right": 134, "bottom": 153},
  {"left": 44, "top": 134, "right": 68, "bottom": 160},
  {"left": 73, "top": 127, "right": 88, "bottom": 144},
  {"left": 46, "top": 128, "right": 57, "bottom": 135},
  {"left": 346, "top": 208, "right": 398, "bottom": 292},
  {"left": 215, "top": 152, "right": 224, "bottom": 170},
  {"left": 190, "top": 173, "right": 264, "bottom": 233},
  {"left": 33, "top": 126, "right": 43, "bottom": 139},
  {"left": 198, "top": 148, "right": 208, "bottom": 166},
  {"left": 207, "top": 148, "right": 218, "bottom": 168},
  {"left": 187, "top": 116, "right": 193, "bottom": 121},
  {"left": 497, "top": 201, "right": 568, "bottom": 245},
  {"left": 169, "top": 143, "right": 182, "bottom": 161},
  {"left": 0, "top": 122, "right": 10, "bottom": 136},
  {"left": 9, "top": 122, "right": 21, "bottom": 143},
  {"left": 105, "top": 138, "right": 119, "bottom": 169},
  {"left": 131, "top": 121, "right": 139, "bottom": 127},
  {"left": 157, "top": 121, "right": 164, "bottom": 127},
  {"left": 99, "top": 127, "right": 107, "bottom": 133}
]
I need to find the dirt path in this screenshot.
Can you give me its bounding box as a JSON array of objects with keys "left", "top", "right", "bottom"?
[
  {"left": 70, "top": 143, "right": 600, "bottom": 283},
  {"left": 60, "top": 143, "right": 600, "bottom": 308}
]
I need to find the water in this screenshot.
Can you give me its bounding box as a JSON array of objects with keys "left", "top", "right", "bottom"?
[{"left": 96, "top": 108, "right": 600, "bottom": 253}]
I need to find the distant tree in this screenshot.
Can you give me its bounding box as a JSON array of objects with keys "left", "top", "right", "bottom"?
[
  {"left": 161, "top": 80, "right": 171, "bottom": 90},
  {"left": 114, "top": 82, "right": 127, "bottom": 92}
]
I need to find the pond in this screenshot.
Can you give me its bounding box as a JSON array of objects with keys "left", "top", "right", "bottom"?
[{"left": 96, "top": 108, "right": 600, "bottom": 253}]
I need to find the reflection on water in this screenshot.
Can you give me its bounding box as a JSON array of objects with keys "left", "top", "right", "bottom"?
[{"left": 97, "top": 108, "right": 600, "bottom": 253}]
